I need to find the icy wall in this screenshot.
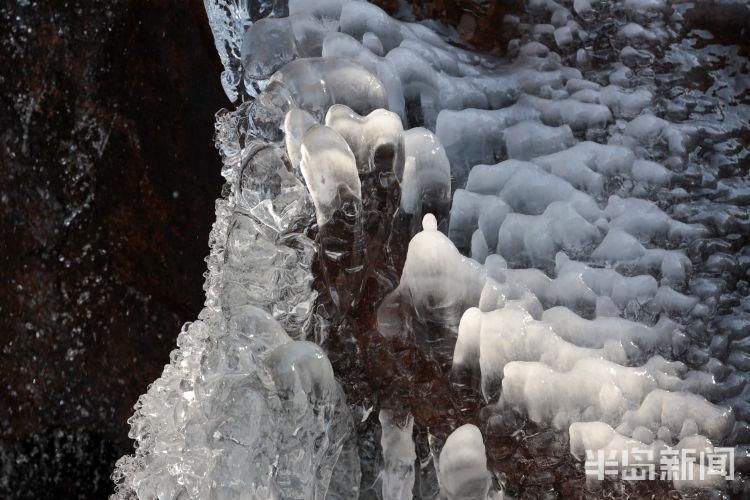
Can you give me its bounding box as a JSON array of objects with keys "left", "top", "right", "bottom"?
[{"left": 113, "top": 0, "right": 750, "bottom": 498}]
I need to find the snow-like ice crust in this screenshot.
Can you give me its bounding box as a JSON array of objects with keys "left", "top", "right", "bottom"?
[{"left": 113, "top": 0, "right": 749, "bottom": 497}]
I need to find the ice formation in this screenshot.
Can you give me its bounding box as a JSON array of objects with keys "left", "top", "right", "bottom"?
[
  {"left": 299, "top": 123, "right": 362, "bottom": 227},
  {"left": 437, "top": 424, "right": 492, "bottom": 499},
  {"left": 115, "top": 0, "right": 750, "bottom": 498},
  {"left": 378, "top": 410, "right": 416, "bottom": 500}
]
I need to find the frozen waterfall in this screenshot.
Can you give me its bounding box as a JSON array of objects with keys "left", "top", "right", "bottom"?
[{"left": 113, "top": 0, "right": 750, "bottom": 498}]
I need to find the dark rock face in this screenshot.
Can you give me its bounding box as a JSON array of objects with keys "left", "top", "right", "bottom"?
[
  {"left": 373, "top": 0, "right": 523, "bottom": 53},
  {"left": 683, "top": 1, "right": 750, "bottom": 48},
  {"left": 0, "top": 1, "right": 224, "bottom": 498}
]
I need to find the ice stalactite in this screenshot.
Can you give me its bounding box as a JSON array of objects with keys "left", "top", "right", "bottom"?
[
  {"left": 437, "top": 424, "right": 492, "bottom": 500},
  {"left": 378, "top": 410, "right": 416, "bottom": 500}
]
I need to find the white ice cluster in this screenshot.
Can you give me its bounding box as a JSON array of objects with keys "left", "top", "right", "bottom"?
[
  {"left": 114, "top": 0, "right": 748, "bottom": 497},
  {"left": 388, "top": 0, "right": 745, "bottom": 494}
]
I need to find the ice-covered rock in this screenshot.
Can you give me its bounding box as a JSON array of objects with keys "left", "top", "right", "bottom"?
[
  {"left": 555, "top": 252, "right": 659, "bottom": 309},
  {"left": 496, "top": 267, "right": 597, "bottom": 311},
  {"left": 541, "top": 305, "right": 677, "bottom": 351},
  {"left": 465, "top": 159, "right": 602, "bottom": 221},
  {"left": 472, "top": 306, "right": 627, "bottom": 400},
  {"left": 623, "top": 114, "right": 692, "bottom": 156},
  {"left": 449, "top": 190, "right": 512, "bottom": 252},
  {"left": 631, "top": 158, "right": 672, "bottom": 187},
  {"left": 569, "top": 422, "right": 730, "bottom": 490},
  {"left": 604, "top": 195, "right": 707, "bottom": 245},
  {"left": 599, "top": 85, "right": 653, "bottom": 118},
  {"left": 436, "top": 105, "right": 542, "bottom": 186},
  {"left": 536, "top": 141, "right": 635, "bottom": 178},
  {"left": 504, "top": 120, "right": 576, "bottom": 161},
  {"left": 496, "top": 201, "right": 601, "bottom": 267},
  {"left": 592, "top": 229, "right": 692, "bottom": 280},
  {"left": 518, "top": 94, "right": 613, "bottom": 130},
  {"left": 499, "top": 358, "right": 733, "bottom": 434}
]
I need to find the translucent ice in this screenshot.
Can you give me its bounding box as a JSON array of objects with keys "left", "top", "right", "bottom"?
[
  {"left": 252, "top": 57, "right": 388, "bottom": 138},
  {"left": 264, "top": 340, "right": 360, "bottom": 499},
  {"left": 503, "top": 121, "right": 576, "bottom": 161},
  {"left": 274, "top": 57, "right": 389, "bottom": 119},
  {"left": 321, "top": 32, "right": 406, "bottom": 118},
  {"left": 339, "top": 2, "right": 448, "bottom": 53},
  {"left": 299, "top": 124, "right": 361, "bottom": 227},
  {"left": 555, "top": 252, "right": 659, "bottom": 310},
  {"left": 569, "top": 422, "right": 730, "bottom": 490},
  {"left": 496, "top": 201, "right": 601, "bottom": 267},
  {"left": 324, "top": 104, "right": 404, "bottom": 177},
  {"left": 400, "top": 127, "right": 451, "bottom": 216},
  {"left": 284, "top": 108, "right": 318, "bottom": 170},
  {"left": 288, "top": 0, "right": 359, "bottom": 19},
  {"left": 518, "top": 94, "right": 613, "bottom": 130},
  {"left": 465, "top": 159, "right": 601, "bottom": 221},
  {"left": 379, "top": 410, "right": 416, "bottom": 500},
  {"left": 591, "top": 229, "right": 692, "bottom": 279},
  {"left": 436, "top": 105, "right": 542, "bottom": 186},
  {"left": 241, "top": 15, "right": 329, "bottom": 81},
  {"left": 498, "top": 358, "right": 731, "bottom": 433},
  {"left": 604, "top": 195, "right": 707, "bottom": 245},
  {"left": 471, "top": 306, "right": 627, "bottom": 400},
  {"left": 378, "top": 215, "right": 484, "bottom": 335},
  {"left": 449, "top": 190, "right": 511, "bottom": 252},
  {"left": 114, "top": 315, "right": 356, "bottom": 499},
  {"left": 437, "top": 424, "right": 491, "bottom": 500}
]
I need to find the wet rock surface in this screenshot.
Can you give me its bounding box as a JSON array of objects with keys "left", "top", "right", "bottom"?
[{"left": 0, "top": 1, "right": 224, "bottom": 498}]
